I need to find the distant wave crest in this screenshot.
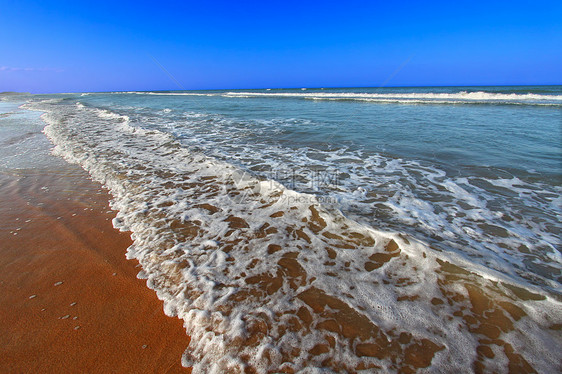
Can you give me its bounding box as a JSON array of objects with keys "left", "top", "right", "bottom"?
[{"left": 223, "top": 91, "right": 562, "bottom": 106}]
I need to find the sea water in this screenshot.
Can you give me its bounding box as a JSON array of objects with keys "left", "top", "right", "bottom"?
[{"left": 19, "top": 86, "right": 562, "bottom": 372}]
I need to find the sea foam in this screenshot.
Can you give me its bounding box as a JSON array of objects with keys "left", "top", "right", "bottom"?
[{"left": 25, "top": 98, "right": 562, "bottom": 373}]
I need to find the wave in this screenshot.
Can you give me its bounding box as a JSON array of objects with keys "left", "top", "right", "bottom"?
[
  {"left": 25, "top": 99, "right": 562, "bottom": 373},
  {"left": 111, "top": 91, "right": 218, "bottom": 97},
  {"left": 223, "top": 91, "right": 562, "bottom": 106},
  {"left": 137, "top": 108, "right": 562, "bottom": 293},
  {"left": 106, "top": 90, "right": 562, "bottom": 106}
]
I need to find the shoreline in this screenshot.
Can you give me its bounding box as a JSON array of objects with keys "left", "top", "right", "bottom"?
[
  {"left": 3, "top": 93, "right": 559, "bottom": 372},
  {"left": 0, "top": 162, "right": 191, "bottom": 372}
]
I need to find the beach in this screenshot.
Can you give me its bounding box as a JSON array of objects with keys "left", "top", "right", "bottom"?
[
  {"left": 1, "top": 87, "right": 560, "bottom": 372},
  {"left": 0, "top": 102, "right": 190, "bottom": 373},
  {"left": 1, "top": 0, "right": 560, "bottom": 370}
]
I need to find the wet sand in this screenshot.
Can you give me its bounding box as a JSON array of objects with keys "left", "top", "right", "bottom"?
[
  {"left": 2, "top": 102, "right": 556, "bottom": 373},
  {"left": 0, "top": 166, "right": 190, "bottom": 373}
]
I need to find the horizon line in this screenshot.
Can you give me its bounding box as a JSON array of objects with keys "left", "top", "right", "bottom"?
[{"left": 5, "top": 83, "right": 562, "bottom": 96}]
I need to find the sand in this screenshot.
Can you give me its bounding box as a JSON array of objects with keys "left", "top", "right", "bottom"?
[{"left": 0, "top": 165, "right": 191, "bottom": 373}]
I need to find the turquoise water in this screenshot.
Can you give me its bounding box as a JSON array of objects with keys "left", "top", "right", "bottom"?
[
  {"left": 71, "top": 86, "right": 562, "bottom": 287},
  {"left": 79, "top": 86, "right": 562, "bottom": 177},
  {"left": 17, "top": 86, "right": 562, "bottom": 372}
]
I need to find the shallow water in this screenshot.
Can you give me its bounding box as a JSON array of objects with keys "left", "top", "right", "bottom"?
[{"left": 16, "top": 86, "right": 562, "bottom": 372}]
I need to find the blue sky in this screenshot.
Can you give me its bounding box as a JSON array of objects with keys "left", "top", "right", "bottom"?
[{"left": 1, "top": 0, "right": 561, "bottom": 93}]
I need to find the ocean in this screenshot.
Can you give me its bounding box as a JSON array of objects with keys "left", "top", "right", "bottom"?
[{"left": 12, "top": 86, "right": 562, "bottom": 372}]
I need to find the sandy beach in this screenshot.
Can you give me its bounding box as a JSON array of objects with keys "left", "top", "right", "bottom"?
[
  {"left": 1, "top": 81, "right": 559, "bottom": 372},
  {"left": 0, "top": 163, "right": 190, "bottom": 372}
]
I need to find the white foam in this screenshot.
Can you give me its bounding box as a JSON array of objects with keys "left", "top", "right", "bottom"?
[
  {"left": 223, "top": 91, "right": 562, "bottom": 106},
  {"left": 27, "top": 98, "right": 562, "bottom": 373},
  {"left": 103, "top": 90, "right": 562, "bottom": 106},
  {"left": 142, "top": 106, "right": 560, "bottom": 291},
  {"left": 112, "top": 91, "right": 219, "bottom": 97}
]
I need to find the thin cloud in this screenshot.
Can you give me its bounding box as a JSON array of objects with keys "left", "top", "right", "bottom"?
[{"left": 0, "top": 66, "right": 63, "bottom": 73}]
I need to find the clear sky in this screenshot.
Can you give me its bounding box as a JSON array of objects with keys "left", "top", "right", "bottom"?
[{"left": 1, "top": 0, "right": 561, "bottom": 93}]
